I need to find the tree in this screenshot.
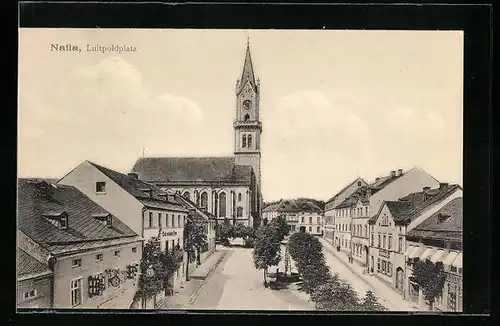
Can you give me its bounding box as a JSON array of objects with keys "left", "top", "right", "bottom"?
[
  {"left": 269, "top": 216, "right": 289, "bottom": 242},
  {"left": 410, "top": 259, "right": 447, "bottom": 310},
  {"left": 300, "top": 260, "right": 331, "bottom": 294},
  {"left": 288, "top": 232, "right": 325, "bottom": 274},
  {"left": 134, "top": 236, "right": 181, "bottom": 308},
  {"left": 183, "top": 212, "right": 208, "bottom": 281},
  {"left": 360, "top": 290, "right": 386, "bottom": 311},
  {"left": 252, "top": 225, "right": 282, "bottom": 287},
  {"left": 310, "top": 277, "right": 362, "bottom": 311}
]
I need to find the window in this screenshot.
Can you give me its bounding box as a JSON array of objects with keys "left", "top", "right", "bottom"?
[
  {"left": 132, "top": 247, "right": 137, "bottom": 253},
  {"left": 358, "top": 181, "right": 362, "bottom": 186},
  {"left": 383, "top": 235, "right": 387, "bottom": 248},
  {"left": 382, "top": 260, "right": 386, "bottom": 273},
  {"left": 237, "top": 206, "right": 243, "bottom": 217},
  {"left": 244, "top": 113, "right": 250, "bottom": 121},
  {"left": 219, "top": 193, "right": 227, "bottom": 217},
  {"left": 114, "top": 250, "right": 120, "bottom": 257},
  {"left": 388, "top": 235, "right": 392, "bottom": 250},
  {"left": 317, "top": 216, "right": 321, "bottom": 224},
  {"left": 365, "top": 226, "right": 368, "bottom": 238},
  {"left": 448, "top": 284, "right": 457, "bottom": 311},
  {"left": 238, "top": 193, "right": 242, "bottom": 201},
  {"left": 371, "top": 234, "right": 374, "bottom": 247},
  {"left": 172, "top": 215, "right": 176, "bottom": 227},
  {"left": 148, "top": 212, "right": 153, "bottom": 228},
  {"left": 23, "top": 289, "right": 37, "bottom": 300},
  {"left": 70, "top": 278, "right": 82, "bottom": 307},
  {"left": 165, "top": 241, "right": 169, "bottom": 252},
  {"left": 317, "top": 227, "right": 320, "bottom": 233},
  {"left": 72, "top": 258, "right": 82, "bottom": 267},
  {"left": 158, "top": 213, "right": 162, "bottom": 228},
  {"left": 200, "top": 192, "right": 208, "bottom": 209},
  {"left": 242, "top": 135, "right": 247, "bottom": 148},
  {"left": 96, "top": 182, "right": 106, "bottom": 193},
  {"left": 178, "top": 215, "right": 181, "bottom": 227},
  {"left": 365, "top": 207, "right": 368, "bottom": 216},
  {"left": 96, "top": 254, "right": 103, "bottom": 262},
  {"left": 183, "top": 191, "right": 190, "bottom": 200},
  {"left": 398, "top": 237, "right": 403, "bottom": 252},
  {"left": 60, "top": 216, "right": 68, "bottom": 229},
  {"left": 377, "top": 258, "right": 381, "bottom": 271},
  {"left": 248, "top": 135, "right": 253, "bottom": 148},
  {"left": 309, "top": 216, "right": 312, "bottom": 224},
  {"left": 378, "top": 234, "right": 381, "bottom": 248},
  {"left": 165, "top": 214, "right": 170, "bottom": 227},
  {"left": 171, "top": 240, "right": 175, "bottom": 250},
  {"left": 309, "top": 226, "right": 312, "bottom": 232},
  {"left": 301, "top": 217, "right": 304, "bottom": 223},
  {"left": 387, "top": 262, "right": 392, "bottom": 277}
]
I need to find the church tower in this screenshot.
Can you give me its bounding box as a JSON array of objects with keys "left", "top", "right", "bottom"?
[{"left": 234, "top": 39, "right": 262, "bottom": 224}]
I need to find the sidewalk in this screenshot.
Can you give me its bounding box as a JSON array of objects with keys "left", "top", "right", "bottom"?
[
  {"left": 318, "top": 237, "right": 417, "bottom": 311},
  {"left": 160, "top": 249, "right": 228, "bottom": 309}
]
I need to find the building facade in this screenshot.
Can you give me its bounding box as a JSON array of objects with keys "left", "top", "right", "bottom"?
[
  {"left": 17, "top": 180, "right": 143, "bottom": 309},
  {"left": 324, "top": 178, "right": 367, "bottom": 245},
  {"left": 57, "top": 161, "right": 190, "bottom": 297},
  {"left": 368, "top": 183, "right": 462, "bottom": 305},
  {"left": 263, "top": 199, "right": 323, "bottom": 235},
  {"left": 404, "top": 197, "right": 463, "bottom": 312},
  {"left": 131, "top": 42, "right": 263, "bottom": 228}
]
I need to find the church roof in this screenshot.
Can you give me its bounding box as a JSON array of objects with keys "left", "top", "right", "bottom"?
[
  {"left": 237, "top": 41, "right": 258, "bottom": 94},
  {"left": 131, "top": 157, "right": 253, "bottom": 185}
]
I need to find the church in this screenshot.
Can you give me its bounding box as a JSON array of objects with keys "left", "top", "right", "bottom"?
[{"left": 131, "top": 41, "right": 263, "bottom": 228}]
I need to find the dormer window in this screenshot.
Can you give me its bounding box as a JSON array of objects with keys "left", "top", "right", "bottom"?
[
  {"left": 42, "top": 211, "right": 69, "bottom": 229},
  {"left": 96, "top": 182, "right": 106, "bottom": 194},
  {"left": 437, "top": 213, "right": 450, "bottom": 223},
  {"left": 92, "top": 213, "right": 112, "bottom": 228}
]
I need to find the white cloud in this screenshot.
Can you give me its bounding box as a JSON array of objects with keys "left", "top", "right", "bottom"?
[{"left": 18, "top": 56, "right": 205, "bottom": 176}]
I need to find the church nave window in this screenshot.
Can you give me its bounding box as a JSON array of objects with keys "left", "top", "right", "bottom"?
[
  {"left": 244, "top": 114, "right": 250, "bottom": 121},
  {"left": 200, "top": 192, "right": 208, "bottom": 209},
  {"left": 242, "top": 135, "right": 247, "bottom": 148},
  {"left": 219, "top": 193, "right": 227, "bottom": 218},
  {"left": 238, "top": 193, "right": 242, "bottom": 201},
  {"left": 248, "top": 135, "right": 252, "bottom": 148},
  {"left": 237, "top": 206, "right": 243, "bottom": 217}
]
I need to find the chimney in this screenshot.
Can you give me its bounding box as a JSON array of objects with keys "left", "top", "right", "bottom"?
[
  {"left": 375, "top": 177, "right": 380, "bottom": 182},
  {"left": 439, "top": 182, "right": 449, "bottom": 189},
  {"left": 423, "top": 186, "right": 431, "bottom": 193},
  {"left": 390, "top": 170, "right": 396, "bottom": 178},
  {"left": 397, "top": 169, "right": 403, "bottom": 176},
  {"left": 128, "top": 172, "right": 139, "bottom": 179}
]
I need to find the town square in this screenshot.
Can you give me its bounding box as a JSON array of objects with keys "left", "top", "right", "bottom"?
[{"left": 17, "top": 28, "right": 463, "bottom": 312}]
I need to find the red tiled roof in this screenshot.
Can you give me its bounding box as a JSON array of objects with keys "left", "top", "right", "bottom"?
[
  {"left": 18, "top": 179, "right": 138, "bottom": 248},
  {"left": 131, "top": 157, "right": 253, "bottom": 184},
  {"left": 369, "top": 184, "right": 461, "bottom": 225},
  {"left": 89, "top": 161, "right": 188, "bottom": 211},
  {"left": 326, "top": 178, "right": 366, "bottom": 204},
  {"left": 17, "top": 248, "right": 51, "bottom": 279},
  {"left": 406, "top": 197, "right": 462, "bottom": 241}
]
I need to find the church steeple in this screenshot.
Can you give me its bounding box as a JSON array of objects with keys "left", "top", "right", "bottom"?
[{"left": 237, "top": 38, "right": 258, "bottom": 95}]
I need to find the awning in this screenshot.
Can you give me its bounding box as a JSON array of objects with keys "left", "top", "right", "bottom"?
[
  {"left": 408, "top": 246, "right": 423, "bottom": 259},
  {"left": 403, "top": 245, "right": 414, "bottom": 257},
  {"left": 429, "top": 249, "right": 446, "bottom": 263},
  {"left": 451, "top": 253, "right": 463, "bottom": 268},
  {"left": 419, "top": 247, "right": 436, "bottom": 261},
  {"left": 443, "top": 251, "right": 458, "bottom": 266}
]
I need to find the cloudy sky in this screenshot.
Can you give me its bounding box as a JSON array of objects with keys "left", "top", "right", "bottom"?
[{"left": 18, "top": 29, "right": 463, "bottom": 201}]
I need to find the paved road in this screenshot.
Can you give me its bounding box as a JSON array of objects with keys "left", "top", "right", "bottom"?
[{"left": 187, "top": 246, "right": 313, "bottom": 310}]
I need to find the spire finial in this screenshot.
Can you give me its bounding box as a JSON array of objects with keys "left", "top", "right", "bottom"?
[{"left": 247, "top": 36, "right": 250, "bottom": 47}]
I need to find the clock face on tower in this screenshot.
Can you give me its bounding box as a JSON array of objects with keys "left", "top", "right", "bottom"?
[{"left": 243, "top": 100, "right": 252, "bottom": 110}]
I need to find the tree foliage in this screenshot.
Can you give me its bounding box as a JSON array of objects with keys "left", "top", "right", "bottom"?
[
  {"left": 252, "top": 225, "right": 282, "bottom": 285},
  {"left": 410, "top": 259, "right": 447, "bottom": 309},
  {"left": 183, "top": 212, "right": 208, "bottom": 279},
  {"left": 310, "top": 277, "right": 361, "bottom": 311},
  {"left": 269, "top": 216, "right": 289, "bottom": 242},
  {"left": 360, "top": 290, "right": 387, "bottom": 311},
  {"left": 216, "top": 220, "right": 255, "bottom": 246},
  {"left": 134, "top": 236, "right": 183, "bottom": 305}
]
